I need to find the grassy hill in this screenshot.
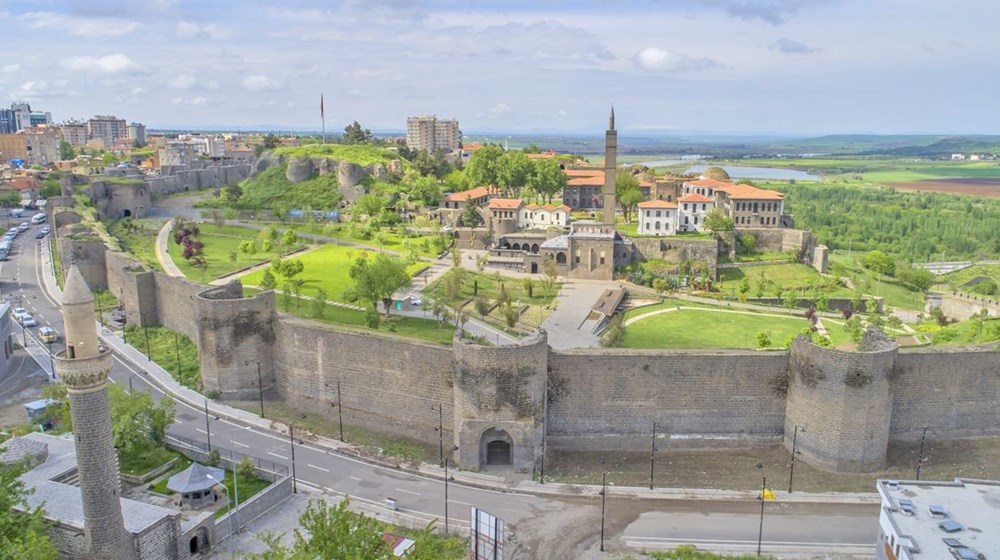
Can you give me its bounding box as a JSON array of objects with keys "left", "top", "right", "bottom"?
[{"left": 272, "top": 144, "right": 404, "bottom": 166}]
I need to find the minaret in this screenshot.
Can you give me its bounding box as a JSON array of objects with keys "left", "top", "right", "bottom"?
[
  {"left": 602, "top": 106, "right": 618, "bottom": 227},
  {"left": 54, "top": 266, "right": 136, "bottom": 560}
]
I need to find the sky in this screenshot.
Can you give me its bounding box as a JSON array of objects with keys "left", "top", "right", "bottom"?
[{"left": 1, "top": 0, "right": 999, "bottom": 135}]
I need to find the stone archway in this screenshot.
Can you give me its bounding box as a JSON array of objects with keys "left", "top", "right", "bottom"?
[
  {"left": 556, "top": 252, "right": 567, "bottom": 265},
  {"left": 480, "top": 428, "right": 513, "bottom": 467},
  {"left": 530, "top": 262, "right": 538, "bottom": 274}
]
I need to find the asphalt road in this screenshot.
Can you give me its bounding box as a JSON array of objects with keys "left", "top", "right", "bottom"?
[{"left": 12, "top": 221, "right": 879, "bottom": 558}]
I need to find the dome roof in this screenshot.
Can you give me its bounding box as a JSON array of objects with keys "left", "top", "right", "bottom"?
[
  {"left": 0, "top": 436, "right": 48, "bottom": 467},
  {"left": 702, "top": 166, "right": 730, "bottom": 181}
]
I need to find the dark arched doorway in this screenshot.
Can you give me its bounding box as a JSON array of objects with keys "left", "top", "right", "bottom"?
[
  {"left": 480, "top": 428, "right": 513, "bottom": 468},
  {"left": 530, "top": 262, "right": 538, "bottom": 274}
]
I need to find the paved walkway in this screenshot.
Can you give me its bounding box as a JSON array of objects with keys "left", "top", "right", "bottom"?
[
  {"left": 542, "top": 280, "right": 615, "bottom": 350},
  {"left": 155, "top": 219, "right": 185, "bottom": 277}
]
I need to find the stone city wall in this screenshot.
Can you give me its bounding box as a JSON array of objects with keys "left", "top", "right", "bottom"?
[
  {"left": 629, "top": 237, "right": 719, "bottom": 279},
  {"left": 146, "top": 163, "right": 251, "bottom": 198},
  {"left": 272, "top": 319, "right": 457, "bottom": 445},
  {"left": 546, "top": 349, "right": 788, "bottom": 451},
  {"left": 196, "top": 283, "right": 274, "bottom": 400},
  {"left": 57, "top": 237, "right": 108, "bottom": 291},
  {"left": 931, "top": 291, "right": 1000, "bottom": 322},
  {"left": 134, "top": 513, "right": 183, "bottom": 560}
]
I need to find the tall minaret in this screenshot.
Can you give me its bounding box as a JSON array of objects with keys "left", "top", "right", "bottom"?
[
  {"left": 54, "top": 266, "right": 136, "bottom": 560},
  {"left": 602, "top": 106, "right": 618, "bottom": 227}
]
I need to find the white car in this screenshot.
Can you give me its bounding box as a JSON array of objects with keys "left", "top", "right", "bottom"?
[
  {"left": 41, "top": 225, "right": 51, "bottom": 234},
  {"left": 20, "top": 314, "right": 37, "bottom": 327},
  {"left": 18, "top": 222, "right": 29, "bottom": 231},
  {"left": 12, "top": 307, "right": 28, "bottom": 321},
  {"left": 410, "top": 295, "right": 423, "bottom": 306}
]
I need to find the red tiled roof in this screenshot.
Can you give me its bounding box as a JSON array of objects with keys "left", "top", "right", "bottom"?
[
  {"left": 487, "top": 198, "right": 523, "bottom": 210},
  {"left": 678, "top": 193, "right": 713, "bottom": 203},
  {"left": 567, "top": 170, "right": 605, "bottom": 186},
  {"left": 443, "top": 186, "right": 491, "bottom": 202},
  {"left": 526, "top": 203, "right": 571, "bottom": 212},
  {"left": 564, "top": 168, "right": 603, "bottom": 178},
  {"left": 685, "top": 178, "right": 731, "bottom": 188},
  {"left": 638, "top": 199, "right": 678, "bottom": 209},
  {"left": 718, "top": 183, "right": 784, "bottom": 200},
  {"left": 463, "top": 143, "right": 483, "bottom": 152}
]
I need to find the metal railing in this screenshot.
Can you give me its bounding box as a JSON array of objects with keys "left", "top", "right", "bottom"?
[{"left": 166, "top": 433, "right": 289, "bottom": 481}]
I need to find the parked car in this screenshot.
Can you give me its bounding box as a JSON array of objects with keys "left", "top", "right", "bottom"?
[
  {"left": 12, "top": 307, "right": 28, "bottom": 321},
  {"left": 18, "top": 222, "right": 29, "bottom": 231},
  {"left": 39, "top": 327, "right": 57, "bottom": 343},
  {"left": 410, "top": 295, "right": 423, "bottom": 306},
  {"left": 41, "top": 225, "right": 51, "bottom": 234},
  {"left": 35, "top": 232, "right": 46, "bottom": 239},
  {"left": 20, "top": 314, "right": 37, "bottom": 327}
]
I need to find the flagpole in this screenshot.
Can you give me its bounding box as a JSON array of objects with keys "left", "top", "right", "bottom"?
[{"left": 321, "top": 93, "right": 326, "bottom": 145}]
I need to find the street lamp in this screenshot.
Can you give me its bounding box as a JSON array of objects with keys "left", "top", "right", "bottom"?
[
  {"left": 788, "top": 425, "right": 805, "bottom": 493},
  {"left": 443, "top": 444, "right": 458, "bottom": 535},
  {"left": 139, "top": 311, "right": 151, "bottom": 360},
  {"left": 206, "top": 473, "right": 233, "bottom": 559},
  {"left": 256, "top": 362, "right": 265, "bottom": 418},
  {"left": 432, "top": 403, "right": 444, "bottom": 467},
  {"left": 649, "top": 421, "right": 659, "bottom": 490},
  {"left": 916, "top": 426, "right": 931, "bottom": 480},
  {"left": 600, "top": 471, "right": 610, "bottom": 552},
  {"left": 756, "top": 462, "right": 766, "bottom": 557}
]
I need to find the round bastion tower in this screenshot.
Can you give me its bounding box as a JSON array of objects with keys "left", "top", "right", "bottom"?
[{"left": 54, "top": 266, "right": 137, "bottom": 560}]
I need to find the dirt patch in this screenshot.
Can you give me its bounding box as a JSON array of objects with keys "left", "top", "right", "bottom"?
[
  {"left": 547, "top": 437, "right": 1000, "bottom": 493},
  {"left": 890, "top": 178, "right": 1000, "bottom": 197}
]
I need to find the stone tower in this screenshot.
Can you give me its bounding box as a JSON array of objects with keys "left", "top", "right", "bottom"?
[
  {"left": 602, "top": 106, "right": 618, "bottom": 226},
  {"left": 54, "top": 266, "right": 136, "bottom": 560}
]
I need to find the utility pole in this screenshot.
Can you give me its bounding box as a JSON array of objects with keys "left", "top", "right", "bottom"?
[
  {"left": 916, "top": 426, "right": 929, "bottom": 480},
  {"left": 435, "top": 403, "right": 444, "bottom": 467},
  {"left": 788, "top": 425, "right": 804, "bottom": 493},
  {"left": 337, "top": 381, "right": 344, "bottom": 442},
  {"left": 173, "top": 331, "right": 181, "bottom": 379},
  {"left": 444, "top": 451, "right": 451, "bottom": 535},
  {"left": 600, "top": 471, "right": 609, "bottom": 552},
  {"left": 649, "top": 421, "right": 658, "bottom": 490},
  {"left": 289, "top": 426, "right": 298, "bottom": 493},
  {"left": 257, "top": 362, "right": 265, "bottom": 418},
  {"left": 204, "top": 398, "right": 212, "bottom": 451}
]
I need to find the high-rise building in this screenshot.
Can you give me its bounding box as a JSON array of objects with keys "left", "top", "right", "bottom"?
[
  {"left": 406, "top": 115, "right": 461, "bottom": 153},
  {"left": 54, "top": 266, "right": 137, "bottom": 560},
  {"left": 0, "top": 109, "right": 15, "bottom": 134},
  {"left": 127, "top": 122, "right": 146, "bottom": 146},
  {"left": 11, "top": 102, "right": 32, "bottom": 131},
  {"left": 61, "top": 120, "right": 89, "bottom": 147},
  {"left": 29, "top": 111, "right": 52, "bottom": 127},
  {"left": 0, "top": 127, "right": 61, "bottom": 165},
  {"left": 87, "top": 115, "right": 128, "bottom": 146}
]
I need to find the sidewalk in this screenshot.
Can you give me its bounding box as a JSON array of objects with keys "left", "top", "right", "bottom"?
[
  {"left": 36, "top": 237, "right": 878, "bottom": 507},
  {"left": 155, "top": 219, "right": 185, "bottom": 278}
]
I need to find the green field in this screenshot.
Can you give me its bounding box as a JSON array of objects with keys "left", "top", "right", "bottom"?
[
  {"left": 123, "top": 325, "right": 201, "bottom": 390},
  {"left": 271, "top": 143, "right": 407, "bottom": 167},
  {"left": 622, "top": 307, "right": 811, "bottom": 349},
  {"left": 285, "top": 222, "right": 448, "bottom": 258},
  {"left": 720, "top": 157, "right": 1000, "bottom": 183},
  {"left": 108, "top": 218, "right": 166, "bottom": 272},
  {"left": 170, "top": 223, "right": 303, "bottom": 281},
  {"left": 241, "top": 244, "right": 425, "bottom": 303},
  {"left": 940, "top": 264, "right": 1000, "bottom": 294}
]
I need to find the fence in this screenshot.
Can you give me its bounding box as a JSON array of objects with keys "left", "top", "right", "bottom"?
[{"left": 166, "top": 433, "right": 289, "bottom": 481}]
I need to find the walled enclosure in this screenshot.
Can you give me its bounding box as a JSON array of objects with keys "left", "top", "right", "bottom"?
[{"left": 85, "top": 237, "right": 1000, "bottom": 473}]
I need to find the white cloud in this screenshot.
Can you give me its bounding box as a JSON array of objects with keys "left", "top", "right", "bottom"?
[
  {"left": 486, "top": 102, "right": 512, "bottom": 117},
  {"left": 22, "top": 11, "right": 139, "bottom": 38},
  {"left": 2, "top": 64, "right": 20, "bottom": 74},
  {"left": 63, "top": 53, "right": 141, "bottom": 75},
  {"left": 176, "top": 21, "right": 230, "bottom": 40},
  {"left": 241, "top": 75, "right": 284, "bottom": 91},
  {"left": 168, "top": 74, "right": 197, "bottom": 89},
  {"left": 14, "top": 80, "right": 78, "bottom": 99},
  {"left": 171, "top": 96, "right": 209, "bottom": 106},
  {"left": 634, "top": 47, "right": 719, "bottom": 73},
  {"left": 770, "top": 37, "right": 815, "bottom": 54},
  {"left": 115, "top": 87, "right": 146, "bottom": 103}
]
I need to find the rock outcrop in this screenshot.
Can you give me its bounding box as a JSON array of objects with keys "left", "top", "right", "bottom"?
[{"left": 286, "top": 156, "right": 314, "bottom": 183}]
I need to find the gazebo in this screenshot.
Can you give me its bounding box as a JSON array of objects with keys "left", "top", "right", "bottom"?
[{"left": 166, "top": 462, "right": 226, "bottom": 509}]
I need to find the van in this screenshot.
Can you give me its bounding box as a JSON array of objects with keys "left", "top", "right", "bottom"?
[
  {"left": 9, "top": 209, "right": 24, "bottom": 218},
  {"left": 30, "top": 213, "right": 46, "bottom": 224}
]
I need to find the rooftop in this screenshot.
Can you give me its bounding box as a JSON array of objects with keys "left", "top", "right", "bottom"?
[
  {"left": 877, "top": 478, "right": 1000, "bottom": 558},
  {"left": 443, "top": 185, "right": 491, "bottom": 202},
  {"left": 487, "top": 198, "right": 523, "bottom": 210},
  {"left": 678, "top": 193, "right": 714, "bottom": 203},
  {"left": 638, "top": 199, "right": 678, "bottom": 209}
]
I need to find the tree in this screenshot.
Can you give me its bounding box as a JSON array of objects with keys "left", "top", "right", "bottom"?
[
  {"left": 250, "top": 498, "right": 391, "bottom": 560},
  {"left": 496, "top": 151, "right": 532, "bottom": 197},
  {"left": 343, "top": 121, "right": 373, "bottom": 144},
  {"left": 474, "top": 296, "right": 490, "bottom": 318},
  {"left": 348, "top": 253, "right": 412, "bottom": 316},
  {"left": 541, "top": 258, "right": 558, "bottom": 297},
  {"left": 703, "top": 207, "right": 734, "bottom": 233},
  {"left": 238, "top": 239, "right": 258, "bottom": 266},
  {"left": 502, "top": 302, "right": 519, "bottom": 329},
  {"left": 464, "top": 144, "right": 504, "bottom": 192},
  {"left": 282, "top": 230, "right": 298, "bottom": 247},
  {"left": 783, "top": 289, "right": 797, "bottom": 309},
  {"left": 262, "top": 133, "right": 280, "bottom": 150},
  {"left": 528, "top": 159, "right": 567, "bottom": 203},
  {"left": 223, "top": 183, "right": 242, "bottom": 205},
  {"left": 271, "top": 257, "right": 304, "bottom": 283},
  {"left": 737, "top": 233, "right": 756, "bottom": 256},
  {"left": 600, "top": 315, "right": 625, "bottom": 348},
  {"left": 756, "top": 331, "right": 771, "bottom": 349},
  {"left": 0, "top": 457, "right": 59, "bottom": 559},
  {"left": 461, "top": 198, "right": 480, "bottom": 228},
  {"left": 738, "top": 277, "right": 751, "bottom": 303},
  {"left": 260, "top": 269, "right": 277, "bottom": 291},
  {"left": 237, "top": 457, "right": 256, "bottom": 479},
  {"left": 261, "top": 238, "right": 274, "bottom": 253},
  {"left": 312, "top": 288, "right": 328, "bottom": 319},
  {"left": 615, "top": 173, "right": 643, "bottom": 223},
  {"left": 108, "top": 384, "right": 176, "bottom": 455},
  {"left": 260, "top": 227, "right": 279, "bottom": 243},
  {"left": 522, "top": 277, "right": 534, "bottom": 299},
  {"left": 862, "top": 250, "right": 895, "bottom": 276},
  {"left": 58, "top": 140, "right": 74, "bottom": 160}
]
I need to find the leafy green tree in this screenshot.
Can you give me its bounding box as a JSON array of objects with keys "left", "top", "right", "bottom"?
[
  {"left": 251, "top": 498, "right": 390, "bottom": 560},
  {"left": 282, "top": 230, "right": 298, "bottom": 247},
  {"left": 260, "top": 269, "right": 277, "bottom": 291},
  {"left": 502, "top": 302, "right": 519, "bottom": 329},
  {"left": 862, "top": 250, "right": 895, "bottom": 276},
  {"left": 262, "top": 133, "right": 280, "bottom": 150},
  {"left": 541, "top": 258, "right": 558, "bottom": 297},
  {"left": 703, "top": 207, "right": 734, "bottom": 233},
  {"left": 405, "top": 173, "right": 443, "bottom": 206},
  {"left": 461, "top": 197, "right": 480, "bottom": 227},
  {"left": 737, "top": 233, "right": 756, "bottom": 256},
  {"left": 238, "top": 239, "right": 257, "bottom": 266},
  {"left": 58, "top": 140, "right": 74, "bottom": 160},
  {"left": 474, "top": 296, "right": 490, "bottom": 318},
  {"left": 528, "top": 158, "right": 567, "bottom": 203},
  {"left": 600, "top": 315, "right": 625, "bottom": 348},
  {"left": 0, "top": 458, "right": 59, "bottom": 559},
  {"left": 756, "top": 331, "right": 771, "bottom": 349},
  {"left": 342, "top": 121, "right": 372, "bottom": 144},
  {"left": 522, "top": 277, "right": 534, "bottom": 299},
  {"left": 223, "top": 183, "right": 243, "bottom": 205},
  {"left": 464, "top": 144, "right": 504, "bottom": 192},
  {"left": 353, "top": 193, "right": 387, "bottom": 221},
  {"left": 312, "top": 288, "right": 328, "bottom": 318},
  {"left": 497, "top": 150, "right": 532, "bottom": 198},
  {"left": 271, "top": 257, "right": 304, "bottom": 283},
  {"left": 260, "top": 227, "right": 279, "bottom": 243},
  {"left": 783, "top": 289, "right": 797, "bottom": 309},
  {"left": 738, "top": 277, "right": 751, "bottom": 303},
  {"left": 261, "top": 239, "right": 274, "bottom": 253},
  {"left": 237, "top": 457, "right": 256, "bottom": 479},
  {"left": 615, "top": 173, "right": 643, "bottom": 223},
  {"left": 108, "top": 384, "right": 175, "bottom": 454},
  {"left": 348, "top": 253, "right": 412, "bottom": 316}
]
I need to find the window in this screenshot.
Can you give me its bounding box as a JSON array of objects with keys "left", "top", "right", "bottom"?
[
  {"left": 600, "top": 251, "right": 606, "bottom": 265},
  {"left": 655, "top": 210, "right": 661, "bottom": 217},
  {"left": 683, "top": 203, "right": 688, "bottom": 211},
  {"left": 684, "top": 216, "right": 689, "bottom": 224},
  {"left": 654, "top": 221, "right": 660, "bottom": 230},
  {"left": 694, "top": 216, "right": 699, "bottom": 224}
]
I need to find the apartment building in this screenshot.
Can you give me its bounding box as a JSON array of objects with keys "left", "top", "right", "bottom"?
[
  {"left": 87, "top": 115, "right": 128, "bottom": 146},
  {"left": 60, "top": 120, "right": 89, "bottom": 147},
  {"left": 0, "top": 127, "right": 61, "bottom": 166},
  {"left": 406, "top": 115, "right": 461, "bottom": 152},
  {"left": 128, "top": 122, "right": 147, "bottom": 145}
]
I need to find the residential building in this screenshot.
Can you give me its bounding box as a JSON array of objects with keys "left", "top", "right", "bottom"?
[
  {"left": 127, "top": 122, "right": 146, "bottom": 146},
  {"left": 637, "top": 199, "right": 678, "bottom": 236},
  {"left": 406, "top": 115, "right": 461, "bottom": 153},
  {"left": 204, "top": 135, "right": 224, "bottom": 158},
  {"left": 0, "top": 127, "right": 61, "bottom": 166},
  {"left": 486, "top": 198, "right": 570, "bottom": 232},
  {"left": 60, "top": 120, "right": 88, "bottom": 147},
  {"left": 441, "top": 186, "right": 490, "bottom": 209},
  {"left": 681, "top": 176, "right": 784, "bottom": 229},
  {"left": 10, "top": 102, "right": 32, "bottom": 131},
  {"left": 678, "top": 193, "right": 714, "bottom": 232},
  {"left": 875, "top": 478, "right": 999, "bottom": 560},
  {"left": 561, "top": 168, "right": 605, "bottom": 210},
  {"left": 0, "top": 109, "right": 15, "bottom": 134},
  {"left": 87, "top": 115, "right": 128, "bottom": 146}
]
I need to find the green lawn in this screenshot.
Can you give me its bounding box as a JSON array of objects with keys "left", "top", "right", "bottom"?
[
  {"left": 271, "top": 143, "right": 408, "bottom": 167},
  {"left": 622, "top": 307, "right": 811, "bottom": 349},
  {"left": 242, "top": 244, "right": 424, "bottom": 304},
  {"left": 430, "top": 271, "right": 560, "bottom": 307},
  {"left": 247, "top": 287, "right": 455, "bottom": 346},
  {"left": 284, "top": 222, "right": 448, "bottom": 258},
  {"left": 928, "top": 316, "right": 1000, "bottom": 345},
  {"left": 119, "top": 445, "right": 177, "bottom": 476},
  {"left": 170, "top": 223, "right": 302, "bottom": 281},
  {"left": 108, "top": 218, "right": 166, "bottom": 272},
  {"left": 148, "top": 457, "right": 271, "bottom": 519},
  {"left": 827, "top": 253, "right": 927, "bottom": 310},
  {"left": 123, "top": 325, "right": 201, "bottom": 390},
  {"left": 941, "top": 264, "right": 1000, "bottom": 294}
]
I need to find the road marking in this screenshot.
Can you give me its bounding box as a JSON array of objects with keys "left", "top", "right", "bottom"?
[
  {"left": 624, "top": 536, "right": 870, "bottom": 547},
  {"left": 448, "top": 499, "right": 474, "bottom": 506},
  {"left": 307, "top": 464, "right": 330, "bottom": 472},
  {"left": 348, "top": 476, "right": 362, "bottom": 481},
  {"left": 196, "top": 428, "right": 207, "bottom": 434},
  {"left": 395, "top": 488, "right": 421, "bottom": 496},
  {"left": 232, "top": 441, "right": 250, "bottom": 448},
  {"left": 268, "top": 451, "right": 288, "bottom": 460}
]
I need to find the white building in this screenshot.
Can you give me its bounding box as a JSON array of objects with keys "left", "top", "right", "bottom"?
[
  {"left": 875, "top": 478, "right": 1000, "bottom": 560},
  {"left": 127, "top": 122, "right": 146, "bottom": 146},
  {"left": 406, "top": 115, "right": 461, "bottom": 153},
  {"left": 520, "top": 203, "right": 570, "bottom": 229},
  {"left": 87, "top": 115, "right": 128, "bottom": 146},
  {"left": 678, "top": 193, "right": 714, "bottom": 232},
  {"left": 637, "top": 199, "right": 678, "bottom": 236}
]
